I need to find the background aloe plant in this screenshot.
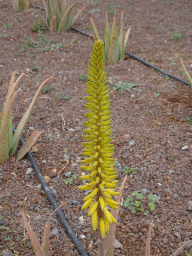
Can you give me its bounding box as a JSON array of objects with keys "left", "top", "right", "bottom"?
[
  {"left": 0, "top": 72, "right": 53, "bottom": 164},
  {"left": 12, "top": 0, "right": 30, "bottom": 12},
  {"left": 90, "top": 13, "right": 132, "bottom": 65},
  {"left": 180, "top": 59, "right": 192, "bottom": 88},
  {"left": 35, "top": 0, "right": 85, "bottom": 32}
]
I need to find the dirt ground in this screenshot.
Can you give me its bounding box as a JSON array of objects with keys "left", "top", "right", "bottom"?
[{"left": 0, "top": 0, "right": 192, "bottom": 255}]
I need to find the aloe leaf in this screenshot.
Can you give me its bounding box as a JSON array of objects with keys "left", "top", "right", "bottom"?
[
  {"left": 124, "top": 25, "right": 132, "bottom": 47},
  {"left": 28, "top": 0, "right": 50, "bottom": 30},
  {"left": 7, "top": 109, "right": 13, "bottom": 153},
  {"left": 50, "top": 16, "right": 56, "bottom": 31},
  {"left": 72, "top": 6, "right": 85, "bottom": 24},
  {"left": 47, "top": 0, "right": 53, "bottom": 26},
  {"left": 18, "top": 0, "right": 26, "bottom": 11},
  {"left": 42, "top": 218, "right": 51, "bottom": 255},
  {"left": 65, "top": 3, "right": 76, "bottom": 31},
  {"left": 12, "top": 0, "right": 17, "bottom": 10},
  {"left": 58, "top": 3, "right": 76, "bottom": 31},
  {"left": 180, "top": 59, "right": 192, "bottom": 88},
  {"left": 4, "top": 73, "right": 24, "bottom": 113},
  {"left": 90, "top": 18, "right": 101, "bottom": 40},
  {"left": 16, "top": 130, "right": 41, "bottom": 161},
  {"left": 0, "top": 91, "right": 18, "bottom": 164},
  {"left": 108, "top": 35, "right": 115, "bottom": 64},
  {"left": 10, "top": 77, "right": 54, "bottom": 157},
  {"left": 171, "top": 240, "right": 192, "bottom": 256},
  {"left": 22, "top": 213, "right": 46, "bottom": 256},
  {"left": 104, "top": 13, "right": 110, "bottom": 61},
  {"left": 145, "top": 221, "right": 153, "bottom": 256},
  {"left": 104, "top": 175, "right": 128, "bottom": 256}
]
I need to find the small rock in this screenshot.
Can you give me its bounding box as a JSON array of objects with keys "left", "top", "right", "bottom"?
[
  {"left": 80, "top": 235, "right": 85, "bottom": 239},
  {"left": 88, "top": 240, "right": 93, "bottom": 250},
  {"left": 64, "top": 171, "right": 72, "bottom": 177},
  {"left": 0, "top": 221, "right": 4, "bottom": 226},
  {"left": 29, "top": 126, "right": 35, "bottom": 131},
  {"left": 174, "top": 232, "right": 181, "bottom": 240},
  {"left": 42, "top": 160, "right": 47, "bottom": 164},
  {"left": 72, "top": 200, "right": 79, "bottom": 205},
  {"left": 187, "top": 201, "right": 192, "bottom": 211},
  {"left": 75, "top": 127, "right": 81, "bottom": 130},
  {"left": 79, "top": 221, "right": 84, "bottom": 225},
  {"left": 71, "top": 163, "right": 79, "bottom": 167},
  {"left": 142, "top": 188, "right": 148, "bottom": 194},
  {"left": 44, "top": 175, "right": 51, "bottom": 183},
  {"left": 26, "top": 168, "right": 33, "bottom": 175},
  {"left": 50, "top": 228, "right": 59, "bottom": 238},
  {"left": 37, "top": 184, "right": 42, "bottom": 190},
  {"left": 73, "top": 207, "right": 80, "bottom": 212},
  {"left": 2, "top": 251, "right": 13, "bottom": 256},
  {"left": 185, "top": 241, "right": 192, "bottom": 249},
  {"left": 63, "top": 148, "right": 68, "bottom": 153},
  {"left": 113, "top": 239, "right": 123, "bottom": 249},
  {"left": 182, "top": 145, "right": 188, "bottom": 150},
  {"left": 131, "top": 94, "right": 135, "bottom": 98},
  {"left": 129, "top": 140, "right": 136, "bottom": 146}
]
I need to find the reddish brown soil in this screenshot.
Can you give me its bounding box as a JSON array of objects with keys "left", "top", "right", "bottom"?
[{"left": 0, "top": 0, "right": 192, "bottom": 255}]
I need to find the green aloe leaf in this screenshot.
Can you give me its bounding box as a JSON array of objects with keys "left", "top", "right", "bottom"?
[
  {"left": 181, "top": 59, "right": 192, "bottom": 88},
  {"left": 58, "top": 3, "right": 76, "bottom": 31},
  {"left": 10, "top": 77, "right": 54, "bottom": 157},
  {"left": 0, "top": 91, "right": 18, "bottom": 163}
]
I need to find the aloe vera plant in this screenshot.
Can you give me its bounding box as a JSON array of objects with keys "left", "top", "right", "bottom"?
[
  {"left": 90, "top": 13, "right": 132, "bottom": 64},
  {"left": 22, "top": 203, "right": 66, "bottom": 256},
  {"left": 181, "top": 59, "right": 192, "bottom": 88},
  {"left": 0, "top": 73, "right": 53, "bottom": 164},
  {"left": 35, "top": 0, "right": 85, "bottom": 32},
  {"left": 12, "top": 0, "right": 30, "bottom": 12}
]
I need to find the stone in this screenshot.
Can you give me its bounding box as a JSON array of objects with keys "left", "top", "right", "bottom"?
[
  {"left": 187, "top": 201, "right": 192, "bottom": 211},
  {"left": 129, "top": 140, "right": 136, "bottom": 146},
  {"left": 50, "top": 228, "right": 59, "bottom": 238},
  {"left": 113, "top": 239, "right": 123, "bottom": 249},
  {"left": 64, "top": 172, "right": 71, "bottom": 177},
  {"left": 29, "top": 126, "right": 35, "bottom": 131},
  {"left": 26, "top": 168, "right": 33, "bottom": 175},
  {"left": 174, "top": 232, "right": 181, "bottom": 240},
  {"left": 42, "top": 160, "right": 47, "bottom": 164},
  {"left": 142, "top": 188, "right": 148, "bottom": 194}
]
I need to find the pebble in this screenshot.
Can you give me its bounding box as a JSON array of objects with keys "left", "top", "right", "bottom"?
[
  {"left": 182, "top": 145, "right": 188, "bottom": 150},
  {"left": 114, "top": 239, "right": 123, "bottom": 249},
  {"left": 79, "top": 220, "right": 84, "bottom": 226},
  {"left": 42, "top": 160, "right": 47, "bottom": 164},
  {"left": 71, "top": 163, "right": 79, "bottom": 167},
  {"left": 129, "top": 140, "right": 136, "bottom": 146},
  {"left": 142, "top": 188, "right": 148, "bottom": 194},
  {"left": 26, "top": 168, "right": 33, "bottom": 175},
  {"left": 2, "top": 251, "right": 13, "bottom": 256},
  {"left": 0, "top": 221, "right": 4, "bottom": 226},
  {"left": 37, "top": 184, "right": 42, "bottom": 190},
  {"left": 29, "top": 126, "right": 35, "bottom": 131},
  {"left": 50, "top": 228, "right": 59, "bottom": 238},
  {"left": 75, "top": 127, "right": 81, "bottom": 130},
  {"left": 174, "top": 232, "right": 181, "bottom": 240},
  {"left": 64, "top": 171, "right": 72, "bottom": 177},
  {"left": 187, "top": 201, "right": 192, "bottom": 211},
  {"left": 72, "top": 200, "right": 79, "bottom": 205},
  {"left": 131, "top": 94, "right": 135, "bottom": 98},
  {"left": 80, "top": 235, "right": 86, "bottom": 239}
]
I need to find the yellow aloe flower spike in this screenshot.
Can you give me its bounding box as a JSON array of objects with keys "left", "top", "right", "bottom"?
[{"left": 78, "top": 40, "right": 119, "bottom": 238}]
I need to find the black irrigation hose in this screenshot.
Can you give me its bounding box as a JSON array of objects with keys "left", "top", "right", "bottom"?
[
  {"left": 32, "top": 5, "right": 191, "bottom": 87},
  {"left": 16, "top": 131, "right": 88, "bottom": 256},
  {"left": 124, "top": 51, "right": 191, "bottom": 87}
]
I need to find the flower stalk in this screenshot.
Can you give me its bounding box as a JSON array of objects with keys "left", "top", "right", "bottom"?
[{"left": 78, "top": 40, "right": 119, "bottom": 254}]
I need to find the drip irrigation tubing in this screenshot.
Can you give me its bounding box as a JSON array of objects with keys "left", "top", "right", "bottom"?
[
  {"left": 16, "top": 129, "right": 88, "bottom": 256},
  {"left": 32, "top": 5, "right": 190, "bottom": 87}
]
